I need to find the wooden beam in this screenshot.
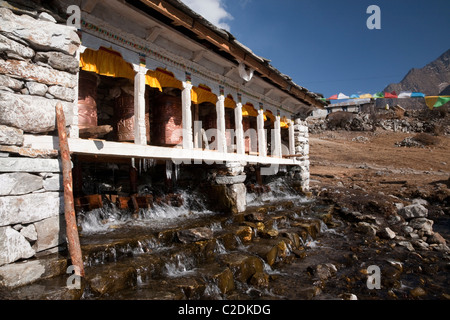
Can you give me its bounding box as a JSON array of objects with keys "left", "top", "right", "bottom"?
[{"left": 55, "top": 103, "right": 85, "bottom": 278}]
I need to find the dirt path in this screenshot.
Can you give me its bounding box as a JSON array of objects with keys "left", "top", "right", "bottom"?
[{"left": 309, "top": 129, "right": 450, "bottom": 201}]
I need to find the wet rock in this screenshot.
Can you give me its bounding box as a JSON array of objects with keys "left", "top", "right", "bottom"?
[
  {"left": 0, "top": 124, "right": 23, "bottom": 146},
  {"left": 245, "top": 210, "right": 265, "bottom": 222},
  {"left": 307, "top": 263, "right": 337, "bottom": 280},
  {"left": 259, "top": 228, "right": 279, "bottom": 239},
  {"left": 291, "top": 218, "right": 321, "bottom": 239},
  {"left": 87, "top": 265, "right": 137, "bottom": 296},
  {"left": 177, "top": 227, "right": 213, "bottom": 244},
  {"left": 236, "top": 226, "right": 253, "bottom": 243},
  {"left": 250, "top": 271, "right": 269, "bottom": 288},
  {"left": 212, "top": 267, "right": 235, "bottom": 294},
  {"left": 378, "top": 227, "right": 396, "bottom": 240},
  {"left": 399, "top": 204, "right": 428, "bottom": 219},
  {"left": 410, "top": 287, "right": 427, "bottom": 298},
  {"left": 219, "top": 253, "right": 264, "bottom": 283},
  {"left": 339, "top": 293, "right": 358, "bottom": 300}
]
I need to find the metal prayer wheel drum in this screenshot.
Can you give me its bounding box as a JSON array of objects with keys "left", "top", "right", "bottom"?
[
  {"left": 115, "top": 89, "right": 150, "bottom": 143},
  {"left": 243, "top": 117, "right": 257, "bottom": 153},
  {"left": 77, "top": 71, "right": 98, "bottom": 129},
  {"left": 153, "top": 94, "right": 183, "bottom": 146}
]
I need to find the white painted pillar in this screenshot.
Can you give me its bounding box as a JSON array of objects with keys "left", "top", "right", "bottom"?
[
  {"left": 257, "top": 107, "right": 267, "bottom": 157},
  {"left": 133, "top": 64, "right": 148, "bottom": 145},
  {"left": 216, "top": 95, "right": 227, "bottom": 153},
  {"left": 273, "top": 113, "right": 282, "bottom": 158},
  {"left": 235, "top": 101, "right": 245, "bottom": 154},
  {"left": 288, "top": 119, "right": 295, "bottom": 156},
  {"left": 182, "top": 81, "right": 194, "bottom": 149}
]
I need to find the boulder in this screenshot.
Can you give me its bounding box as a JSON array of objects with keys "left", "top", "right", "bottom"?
[
  {"left": 0, "top": 255, "right": 67, "bottom": 288},
  {"left": 427, "top": 232, "right": 446, "bottom": 245},
  {"left": 377, "top": 227, "right": 396, "bottom": 240},
  {"left": 0, "top": 91, "right": 74, "bottom": 133},
  {"left": 0, "top": 74, "right": 23, "bottom": 91},
  {"left": 25, "top": 81, "right": 48, "bottom": 96},
  {"left": 0, "top": 192, "right": 63, "bottom": 226},
  {"left": 409, "top": 218, "right": 434, "bottom": 236},
  {"left": 33, "top": 215, "right": 66, "bottom": 252},
  {"left": 0, "top": 59, "right": 77, "bottom": 88},
  {"left": 0, "top": 226, "right": 35, "bottom": 266},
  {"left": 47, "top": 85, "right": 76, "bottom": 102},
  {"left": 0, "top": 33, "right": 35, "bottom": 60},
  {"left": 0, "top": 124, "right": 23, "bottom": 146},
  {"left": 20, "top": 224, "right": 37, "bottom": 242},
  {"left": 35, "top": 51, "right": 79, "bottom": 74},
  {"left": 0, "top": 8, "right": 80, "bottom": 55},
  {"left": 0, "top": 172, "right": 43, "bottom": 196},
  {"left": 398, "top": 204, "right": 428, "bottom": 219}
]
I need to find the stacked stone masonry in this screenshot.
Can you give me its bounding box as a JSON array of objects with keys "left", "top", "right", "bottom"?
[
  {"left": 293, "top": 119, "right": 310, "bottom": 191},
  {"left": 0, "top": 3, "right": 80, "bottom": 286}
]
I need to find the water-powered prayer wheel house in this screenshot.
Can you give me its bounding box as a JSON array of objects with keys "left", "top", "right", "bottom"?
[{"left": 0, "top": 0, "right": 325, "bottom": 288}]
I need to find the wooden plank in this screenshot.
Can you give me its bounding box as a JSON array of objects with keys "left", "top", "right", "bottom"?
[{"left": 23, "top": 135, "right": 300, "bottom": 166}]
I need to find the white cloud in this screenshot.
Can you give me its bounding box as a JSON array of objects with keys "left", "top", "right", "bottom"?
[{"left": 181, "top": 0, "right": 233, "bottom": 31}]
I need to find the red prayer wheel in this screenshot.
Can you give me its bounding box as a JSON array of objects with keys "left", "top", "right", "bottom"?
[
  {"left": 153, "top": 94, "right": 183, "bottom": 146},
  {"left": 115, "top": 89, "right": 150, "bottom": 143},
  {"left": 77, "top": 71, "right": 98, "bottom": 129}
]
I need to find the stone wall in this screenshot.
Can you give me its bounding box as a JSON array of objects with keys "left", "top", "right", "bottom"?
[
  {"left": 291, "top": 119, "right": 310, "bottom": 192},
  {"left": 0, "top": 2, "right": 80, "bottom": 287}
]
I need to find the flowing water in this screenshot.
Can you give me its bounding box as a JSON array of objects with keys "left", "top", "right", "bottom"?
[{"left": 1, "top": 178, "right": 449, "bottom": 300}]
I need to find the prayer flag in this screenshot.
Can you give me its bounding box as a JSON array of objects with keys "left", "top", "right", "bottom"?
[
  {"left": 337, "top": 93, "right": 350, "bottom": 100},
  {"left": 328, "top": 94, "right": 338, "bottom": 100},
  {"left": 350, "top": 94, "right": 360, "bottom": 99},
  {"left": 373, "top": 92, "right": 384, "bottom": 99},
  {"left": 411, "top": 92, "right": 425, "bottom": 98},
  {"left": 434, "top": 96, "right": 450, "bottom": 108},
  {"left": 359, "top": 93, "right": 372, "bottom": 99},
  {"left": 384, "top": 91, "right": 398, "bottom": 99},
  {"left": 398, "top": 92, "right": 412, "bottom": 98}
]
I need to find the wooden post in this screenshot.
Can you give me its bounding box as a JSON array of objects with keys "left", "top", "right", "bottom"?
[{"left": 56, "top": 103, "right": 85, "bottom": 277}]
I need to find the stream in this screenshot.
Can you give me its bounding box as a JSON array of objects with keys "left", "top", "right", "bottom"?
[{"left": 1, "top": 178, "right": 449, "bottom": 300}]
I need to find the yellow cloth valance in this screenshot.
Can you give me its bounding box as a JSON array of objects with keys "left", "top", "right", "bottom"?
[
  {"left": 242, "top": 103, "right": 258, "bottom": 117},
  {"left": 280, "top": 116, "right": 289, "bottom": 129},
  {"left": 225, "top": 95, "right": 236, "bottom": 109},
  {"left": 264, "top": 110, "right": 275, "bottom": 122},
  {"left": 80, "top": 47, "right": 135, "bottom": 81},
  {"left": 191, "top": 85, "right": 218, "bottom": 105},
  {"left": 146, "top": 68, "right": 183, "bottom": 92}
]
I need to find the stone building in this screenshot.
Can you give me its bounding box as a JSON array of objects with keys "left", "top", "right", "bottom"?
[{"left": 0, "top": 0, "right": 325, "bottom": 288}]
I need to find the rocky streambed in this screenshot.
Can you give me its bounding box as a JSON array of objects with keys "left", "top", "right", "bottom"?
[{"left": 1, "top": 179, "right": 449, "bottom": 300}]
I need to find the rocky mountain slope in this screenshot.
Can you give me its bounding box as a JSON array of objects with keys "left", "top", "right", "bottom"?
[{"left": 379, "top": 49, "right": 450, "bottom": 110}]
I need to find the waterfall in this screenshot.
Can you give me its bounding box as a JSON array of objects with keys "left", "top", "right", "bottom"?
[{"left": 166, "top": 160, "right": 172, "bottom": 181}]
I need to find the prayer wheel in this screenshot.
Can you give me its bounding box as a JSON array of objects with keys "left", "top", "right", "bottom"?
[
  {"left": 153, "top": 94, "right": 183, "bottom": 146},
  {"left": 115, "top": 89, "right": 150, "bottom": 143},
  {"left": 77, "top": 71, "right": 98, "bottom": 129}
]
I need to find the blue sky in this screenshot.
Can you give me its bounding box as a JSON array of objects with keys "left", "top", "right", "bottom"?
[{"left": 181, "top": 0, "right": 450, "bottom": 99}]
